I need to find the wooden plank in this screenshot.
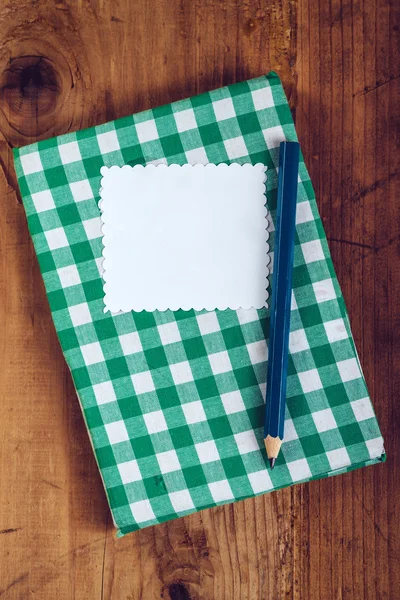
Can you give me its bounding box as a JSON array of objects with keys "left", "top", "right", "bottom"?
[
  {"left": 0, "top": 0, "right": 398, "bottom": 598},
  {"left": 296, "top": 1, "right": 400, "bottom": 599}
]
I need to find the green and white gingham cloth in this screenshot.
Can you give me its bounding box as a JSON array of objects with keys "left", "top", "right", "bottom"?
[{"left": 14, "top": 72, "right": 384, "bottom": 536}]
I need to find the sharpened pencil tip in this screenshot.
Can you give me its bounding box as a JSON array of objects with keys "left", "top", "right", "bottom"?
[{"left": 269, "top": 457, "right": 276, "bottom": 470}]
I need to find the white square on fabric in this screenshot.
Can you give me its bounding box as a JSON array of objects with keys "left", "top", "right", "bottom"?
[
  {"left": 182, "top": 401, "right": 207, "bottom": 424},
  {"left": 157, "top": 321, "right": 181, "bottom": 345},
  {"left": 135, "top": 119, "right": 159, "bottom": 143},
  {"left": 58, "top": 265, "right": 81, "bottom": 288},
  {"left": 269, "top": 251, "right": 275, "bottom": 274},
  {"left": 248, "top": 470, "right": 273, "bottom": 493},
  {"left": 83, "top": 217, "right": 102, "bottom": 240},
  {"left": 366, "top": 437, "right": 384, "bottom": 459},
  {"left": 337, "top": 358, "right": 361, "bottom": 382},
  {"left": 351, "top": 397, "right": 375, "bottom": 422},
  {"left": 296, "top": 200, "right": 314, "bottom": 224},
  {"left": 20, "top": 151, "right": 43, "bottom": 175},
  {"left": 97, "top": 130, "right": 120, "bottom": 154},
  {"left": 268, "top": 214, "right": 275, "bottom": 232},
  {"left": 312, "top": 279, "right": 336, "bottom": 303},
  {"left": 129, "top": 499, "right": 155, "bottom": 523},
  {"left": 68, "top": 302, "right": 92, "bottom": 326},
  {"left": 223, "top": 136, "right": 248, "bottom": 159},
  {"left": 298, "top": 368, "right": 323, "bottom": 393},
  {"left": 170, "top": 361, "right": 194, "bottom": 385},
  {"left": 196, "top": 312, "right": 220, "bottom": 335},
  {"left": 213, "top": 97, "right": 236, "bottom": 121},
  {"left": 105, "top": 420, "right": 129, "bottom": 445},
  {"left": 174, "top": 108, "right": 197, "bottom": 132},
  {"left": 58, "top": 141, "right": 82, "bottom": 165},
  {"left": 251, "top": 87, "right": 274, "bottom": 111},
  {"left": 312, "top": 408, "right": 337, "bottom": 432},
  {"left": 208, "top": 480, "right": 234, "bottom": 502},
  {"left": 208, "top": 350, "right": 232, "bottom": 375},
  {"left": 100, "top": 165, "right": 268, "bottom": 313},
  {"left": 95, "top": 257, "right": 104, "bottom": 276},
  {"left": 81, "top": 341, "right": 105, "bottom": 366},
  {"left": 195, "top": 440, "right": 220, "bottom": 464},
  {"left": 119, "top": 332, "right": 143, "bottom": 355},
  {"left": 236, "top": 307, "right": 259, "bottom": 325},
  {"left": 131, "top": 371, "right": 155, "bottom": 395},
  {"left": 326, "top": 448, "right": 351, "bottom": 470},
  {"left": 169, "top": 490, "right": 195, "bottom": 512},
  {"left": 221, "top": 391, "right": 246, "bottom": 415},
  {"left": 284, "top": 418, "right": 299, "bottom": 441},
  {"left": 148, "top": 158, "right": 168, "bottom": 166},
  {"left": 32, "top": 190, "right": 55, "bottom": 213},
  {"left": 143, "top": 410, "right": 168, "bottom": 434},
  {"left": 246, "top": 340, "right": 268, "bottom": 364},
  {"left": 70, "top": 180, "right": 93, "bottom": 202},
  {"left": 156, "top": 450, "right": 181, "bottom": 474},
  {"left": 234, "top": 430, "right": 259, "bottom": 455},
  {"left": 301, "top": 240, "right": 325, "bottom": 263},
  {"left": 286, "top": 458, "right": 312, "bottom": 482},
  {"left": 118, "top": 459, "right": 142, "bottom": 484},
  {"left": 324, "top": 318, "right": 348, "bottom": 343},
  {"left": 93, "top": 381, "right": 116, "bottom": 405},
  {"left": 262, "top": 125, "right": 285, "bottom": 149},
  {"left": 185, "top": 147, "right": 209, "bottom": 165},
  {"left": 289, "top": 329, "right": 310, "bottom": 353},
  {"left": 45, "top": 227, "right": 68, "bottom": 250},
  {"left": 291, "top": 291, "right": 298, "bottom": 310}
]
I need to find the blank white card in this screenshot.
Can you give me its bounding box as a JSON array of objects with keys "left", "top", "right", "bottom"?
[{"left": 100, "top": 164, "right": 269, "bottom": 313}]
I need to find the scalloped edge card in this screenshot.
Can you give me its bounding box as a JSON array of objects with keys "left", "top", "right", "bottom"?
[{"left": 100, "top": 164, "right": 269, "bottom": 313}]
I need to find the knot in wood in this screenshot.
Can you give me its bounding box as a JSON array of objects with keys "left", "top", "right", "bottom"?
[
  {"left": 0, "top": 55, "right": 61, "bottom": 137},
  {"left": 168, "top": 582, "right": 193, "bottom": 600}
]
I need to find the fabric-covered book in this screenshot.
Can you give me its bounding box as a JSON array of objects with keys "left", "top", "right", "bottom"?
[{"left": 13, "top": 72, "right": 385, "bottom": 536}]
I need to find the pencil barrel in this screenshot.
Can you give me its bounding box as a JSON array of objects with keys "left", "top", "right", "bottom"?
[{"left": 264, "top": 141, "right": 300, "bottom": 441}]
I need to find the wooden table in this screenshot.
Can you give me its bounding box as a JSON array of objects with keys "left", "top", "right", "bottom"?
[{"left": 0, "top": 1, "right": 398, "bottom": 598}]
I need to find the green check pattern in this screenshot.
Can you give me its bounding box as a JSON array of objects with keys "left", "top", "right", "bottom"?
[{"left": 14, "top": 72, "right": 384, "bottom": 536}]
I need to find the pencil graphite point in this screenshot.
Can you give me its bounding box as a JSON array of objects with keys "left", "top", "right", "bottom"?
[{"left": 269, "top": 457, "right": 276, "bottom": 470}]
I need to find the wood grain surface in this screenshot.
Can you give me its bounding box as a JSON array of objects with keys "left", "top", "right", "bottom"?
[{"left": 0, "top": 1, "right": 398, "bottom": 598}]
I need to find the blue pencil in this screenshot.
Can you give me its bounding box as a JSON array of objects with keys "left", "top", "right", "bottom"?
[{"left": 264, "top": 141, "right": 300, "bottom": 469}]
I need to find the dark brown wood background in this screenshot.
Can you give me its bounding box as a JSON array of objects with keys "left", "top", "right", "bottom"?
[{"left": 0, "top": 1, "right": 398, "bottom": 598}]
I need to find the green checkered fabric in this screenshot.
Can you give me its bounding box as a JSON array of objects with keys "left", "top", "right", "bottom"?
[{"left": 14, "top": 72, "right": 384, "bottom": 536}]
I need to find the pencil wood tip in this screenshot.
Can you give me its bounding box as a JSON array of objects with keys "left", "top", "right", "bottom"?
[
  {"left": 264, "top": 435, "right": 282, "bottom": 463},
  {"left": 269, "top": 457, "right": 276, "bottom": 470}
]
